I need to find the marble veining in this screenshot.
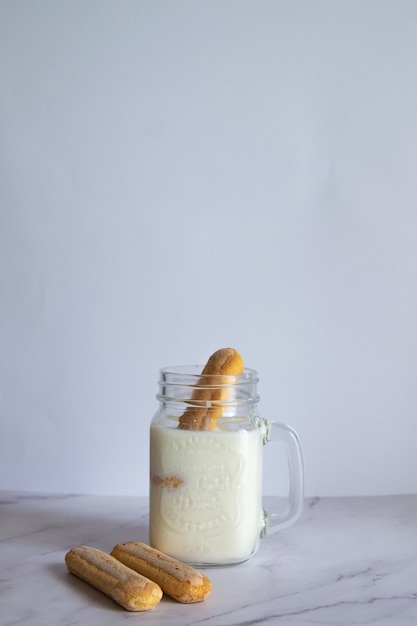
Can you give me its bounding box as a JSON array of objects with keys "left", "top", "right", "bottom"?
[{"left": 1, "top": 492, "right": 416, "bottom": 625}]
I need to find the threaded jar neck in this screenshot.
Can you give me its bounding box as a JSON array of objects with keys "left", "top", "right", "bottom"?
[{"left": 157, "top": 366, "right": 259, "bottom": 405}]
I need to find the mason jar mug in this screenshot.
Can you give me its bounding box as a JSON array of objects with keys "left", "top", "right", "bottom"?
[{"left": 149, "top": 366, "right": 304, "bottom": 567}]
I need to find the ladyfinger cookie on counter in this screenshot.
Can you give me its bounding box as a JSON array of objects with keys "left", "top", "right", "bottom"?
[
  {"left": 111, "top": 542, "right": 212, "bottom": 603},
  {"left": 65, "top": 545, "right": 162, "bottom": 611},
  {"left": 178, "top": 347, "right": 244, "bottom": 431}
]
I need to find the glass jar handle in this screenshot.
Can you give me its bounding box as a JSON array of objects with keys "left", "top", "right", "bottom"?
[{"left": 263, "top": 420, "right": 304, "bottom": 535}]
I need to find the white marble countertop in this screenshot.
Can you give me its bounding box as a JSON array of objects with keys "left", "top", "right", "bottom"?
[{"left": 1, "top": 492, "right": 416, "bottom": 625}]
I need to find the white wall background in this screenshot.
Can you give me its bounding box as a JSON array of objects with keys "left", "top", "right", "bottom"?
[{"left": 1, "top": 0, "right": 416, "bottom": 498}]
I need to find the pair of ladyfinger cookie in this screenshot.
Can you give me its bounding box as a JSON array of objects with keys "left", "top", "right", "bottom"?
[{"left": 65, "top": 542, "right": 212, "bottom": 612}]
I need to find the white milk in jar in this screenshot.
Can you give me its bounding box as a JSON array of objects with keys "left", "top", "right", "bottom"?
[{"left": 149, "top": 424, "right": 264, "bottom": 565}]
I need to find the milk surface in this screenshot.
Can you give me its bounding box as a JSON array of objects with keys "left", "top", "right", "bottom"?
[{"left": 150, "top": 424, "right": 264, "bottom": 565}]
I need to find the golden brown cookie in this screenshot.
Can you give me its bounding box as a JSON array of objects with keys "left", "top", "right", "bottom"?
[
  {"left": 200, "top": 347, "right": 244, "bottom": 376},
  {"left": 111, "top": 542, "right": 212, "bottom": 603},
  {"left": 178, "top": 347, "right": 244, "bottom": 430},
  {"left": 65, "top": 545, "right": 162, "bottom": 611}
]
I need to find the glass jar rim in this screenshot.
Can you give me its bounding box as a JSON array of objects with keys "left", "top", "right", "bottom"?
[
  {"left": 159, "top": 365, "right": 258, "bottom": 382},
  {"left": 157, "top": 366, "right": 260, "bottom": 407}
]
